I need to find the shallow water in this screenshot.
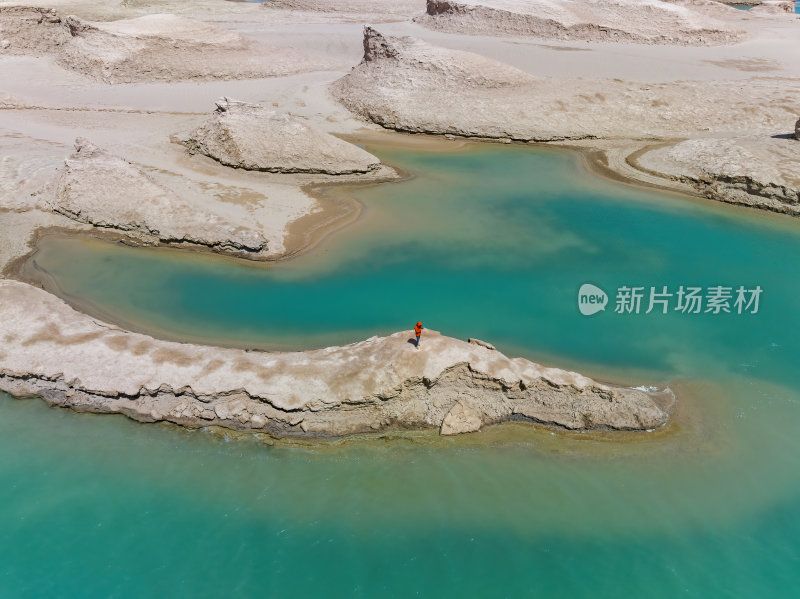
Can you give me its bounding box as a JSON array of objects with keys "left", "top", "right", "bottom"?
[
  {"left": 726, "top": 2, "right": 800, "bottom": 12},
  {"left": 8, "top": 144, "right": 800, "bottom": 596},
  {"left": 28, "top": 145, "right": 800, "bottom": 388}
]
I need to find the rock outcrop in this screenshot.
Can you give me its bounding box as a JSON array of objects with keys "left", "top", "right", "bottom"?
[
  {"left": 183, "top": 98, "right": 381, "bottom": 174},
  {"left": 750, "top": 1, "right": 794, "bottom": 14},
  {"left": 0, "top": 6, "right": 70, "bottom": 55},
  {"left": 49, "top": 138, "right": 268, "bottom": 257},
  {"left": 440, "top": 402, "right": 483, "bottom": 435},
  {"left": 416, "top": 0, "right": 744, "bottom": 46},
  {"left": 0, "top": 9, "right": 321, "bottom": 83},
  {"left": 331, "top": 28, "right": 800, "bottom": 142},
  {"left": 634, "top": 137, "right": 800, "bottom": 216},
  {"left": 60, "top": 13, "right": 322, "bottom": 83},
  {"left": 0, "top": 280, "right": 669, "bottom": 437},
  {"left": 332, "top": 27, "right": 564, "bottom": 140},
  {"left": 795, "top": 118, "right": 800, "bottom": 141}
]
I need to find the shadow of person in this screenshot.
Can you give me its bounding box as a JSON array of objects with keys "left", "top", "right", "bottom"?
[{"left": 407, "top": 337, "right": 418, "bottom": 346}]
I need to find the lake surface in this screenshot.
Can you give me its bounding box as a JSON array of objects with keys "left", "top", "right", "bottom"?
[
  {"left": 7, "top": 144, "right": 800, "bottom": 597},
  {"left": 726, "top": 2, "right": 800, "bottom": 11}
]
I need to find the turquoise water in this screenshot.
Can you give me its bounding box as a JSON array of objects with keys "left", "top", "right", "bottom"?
[
  {"left": 28, "top": 146, "right": 800, "bottom": 388},
  {"left": 726, "top": 2, "right": 800, "bottom": 10},
  {"left": 1, "top": 385, "right": 799, "bottom": 598},
  {"left": 8, "top": 144, "right": 800, "bottom": 597}
]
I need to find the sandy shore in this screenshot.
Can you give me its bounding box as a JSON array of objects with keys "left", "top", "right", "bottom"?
[{"left": 2, "top": 0, "right": 798, "bottom": 437}]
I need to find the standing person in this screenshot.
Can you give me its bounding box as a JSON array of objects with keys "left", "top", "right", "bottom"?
[{"left": 414, "top": 321, "right": 423, "bottom": 349}]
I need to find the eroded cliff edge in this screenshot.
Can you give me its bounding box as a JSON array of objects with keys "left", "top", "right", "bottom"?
[{"left": 0, "top": 280, "right": 668, "bottom": 437}]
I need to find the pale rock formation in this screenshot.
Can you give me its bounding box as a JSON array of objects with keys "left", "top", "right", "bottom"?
[
  {"left": 416, "top": 0, "right": 745, "bottom": 45},
  {"left": 0, "top": 5, "right": 70, "bottom": 55},
  {"left": 59, "top": 13, "right": 319, "bottom": 83},
  {"left": 634, "top": 136, "right": 800, "bottom": 215},
  {"left": 0, "top": 280, "right": 669, "bottom": 437},
  {"left": 183, "top": 98, "right": 381, "bottom": 175},
  {"left": 333, "top": 27, "right": 559, "bottom": 139},
  {"left": 331, "top": 28, "right": 800, "bottom": 142},
  {"left": 49, "top": 138, "right": 268, "bottom": 256},
  {"left": 750, "top": 1, "right": 794, "bottom": 14},
  {"left": 440, "top": 402, "right": 483, "bottom": 435},
  {"left": 0, "top": 9, "right": 321, "bottom": 83}
]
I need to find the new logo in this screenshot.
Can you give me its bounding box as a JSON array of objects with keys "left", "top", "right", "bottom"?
[{"left": 578, "top": 283, "right": 608, "bottom": 316}]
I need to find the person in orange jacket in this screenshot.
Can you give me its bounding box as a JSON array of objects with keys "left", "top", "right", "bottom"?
[{"left": 414, "top": 321, "right": 423, "bottom": 349}]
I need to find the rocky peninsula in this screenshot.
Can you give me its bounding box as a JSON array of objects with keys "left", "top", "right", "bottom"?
[
  {"left": 0, "top": 280, "right": 667, "bottom": 436},
  {"left": 50, "top": 137, "right": 270, "bottom": 257}
]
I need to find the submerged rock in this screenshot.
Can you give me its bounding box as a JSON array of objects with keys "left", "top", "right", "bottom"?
[
  {"left": 0, "top": 281, "right": 669, "bottom": 438},
  {"left": 183, "top": 98, "right": 381, "bottom": 174},
  {"left": 49, "top": 138, "right": 268, "bottom": 256}
]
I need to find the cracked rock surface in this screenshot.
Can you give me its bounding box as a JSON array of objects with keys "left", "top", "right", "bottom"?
[
  {"left": 183, "top": 98, "right": 381, "bottom": 175},
  {"left": 49, "top": 138, "right": 269, "bottom": 257},
  {"left": 635, "top": 136, "right": 800, "bottom": 215}
]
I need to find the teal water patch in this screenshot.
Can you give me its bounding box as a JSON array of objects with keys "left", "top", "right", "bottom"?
[
  {"left": 2, "top": 386, "right": 800, "bottom": 598},
  {"left": 28, "top": 145, "right": 800, "bottom": 389},
  {"left": 8, "top": 144, "right": 800, "bottom": 597},
  {"left": 734, "top": 1, "right": 800, "bottom": 11}
]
